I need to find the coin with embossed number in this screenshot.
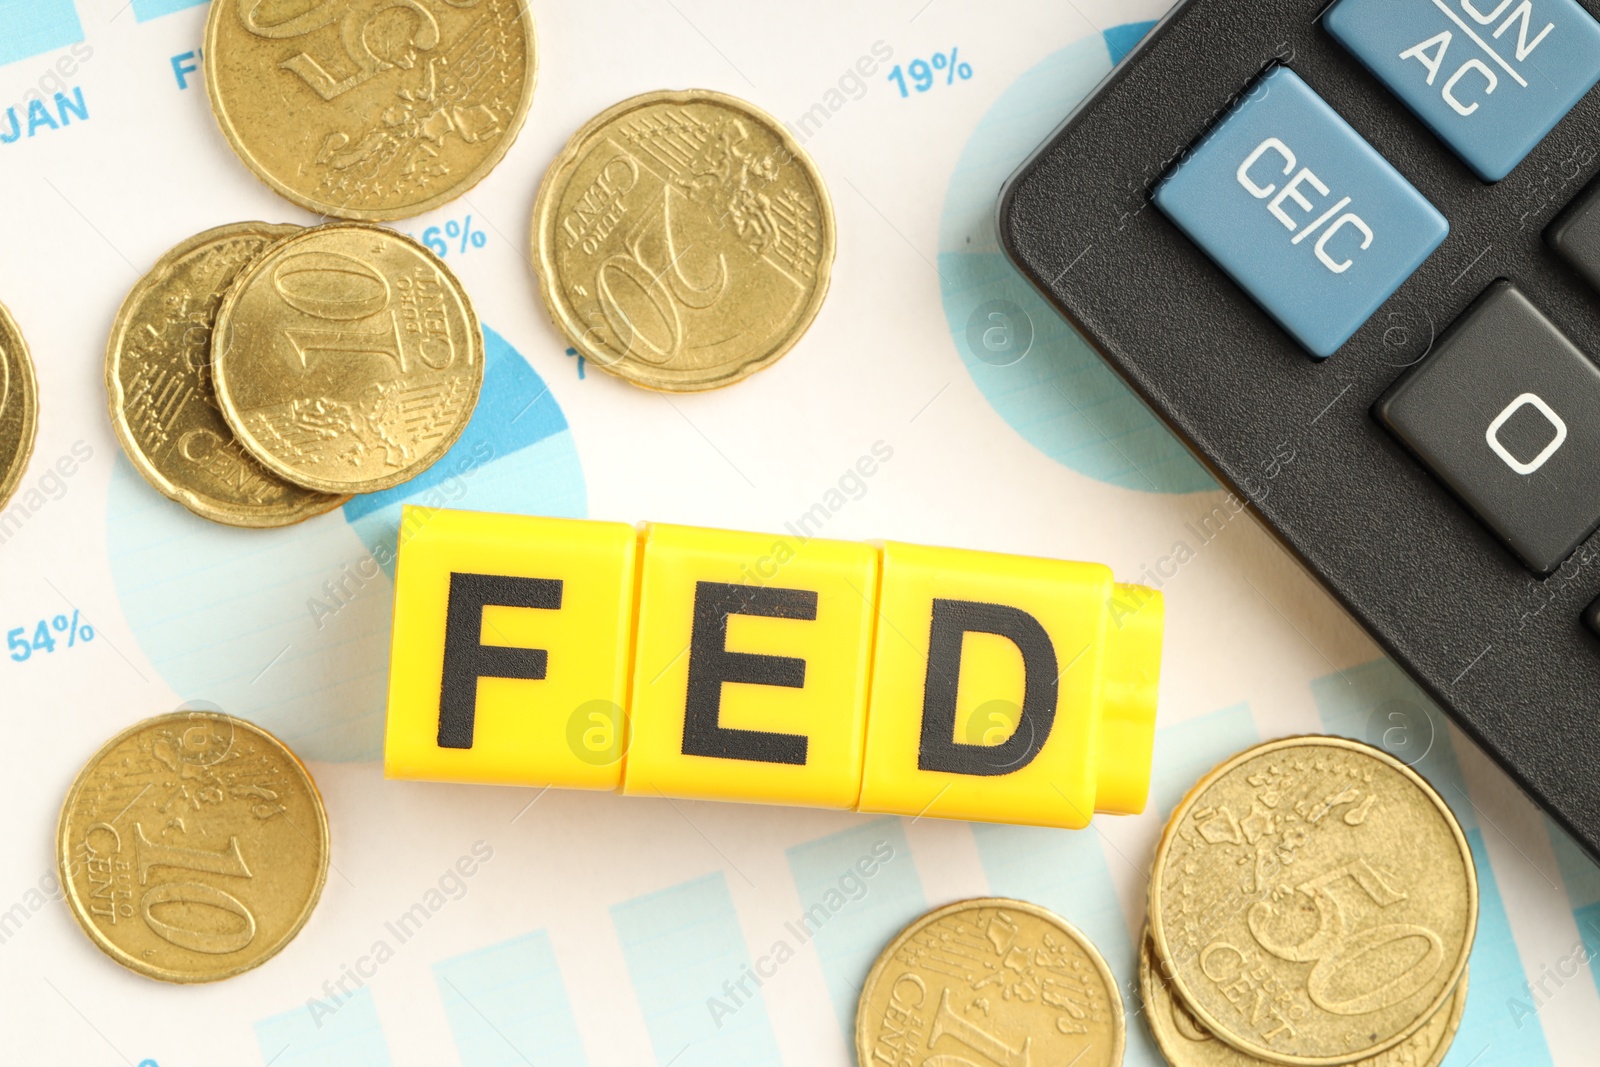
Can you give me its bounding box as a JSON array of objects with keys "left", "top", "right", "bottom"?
[
  {"left": 0, "top": 298, "right": 39, "bottom": 515},
  {"left": 212, "top": 222, "right": 484, "bottom": 495},
  {"left": 204, "top": 0, "right": 536, "bottom": 221},
  {"left": 1148, "top": 737, "right": 1476, "bottom": 1067},
  {"left": 57, "top": 711, "right": 329, "bottom": 983},
  {"left": 107, "top": 223, "right": 350, "bottom": 527},
  {"left": 856, "top": 898, "right": 1125, "bottom": 1067},
  {"left": 532, "top": 89, "right": 835, "bottom": 392},
  {"left": 1139, "top": 935, "right": 1466, "bottom": 1067}
]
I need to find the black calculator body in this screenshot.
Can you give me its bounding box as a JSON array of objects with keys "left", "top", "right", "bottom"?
[{"left": 999, "top": 0, "right": 1600, "bottom": 856}]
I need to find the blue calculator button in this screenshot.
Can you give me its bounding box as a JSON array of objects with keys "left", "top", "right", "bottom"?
[
  {"left": 1325, "top": 0, "right": 1600, "bottom": 182},
  {"left": 1154, "top": 67, "right": 1450, "bottom": 359}
]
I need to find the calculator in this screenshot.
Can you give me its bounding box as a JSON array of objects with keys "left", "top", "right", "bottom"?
[{"left": 999, "top": 0, "right": 1600, "bottom": 856}]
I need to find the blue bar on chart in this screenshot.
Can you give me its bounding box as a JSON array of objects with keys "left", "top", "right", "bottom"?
[
  {"left": 1148, "top": 702, "right": 1258, "bottom": 815},
  {"left": 254, "top": 987, "right": 393, "bottom": 1067},
  {"left": 132, "top": 0, "right": 208, "bottom": 21},
  {"left": 1545, "top": 818, "right": 1600, "bottom": 991},
  {"left": 611, "top": 872, "right": 783, "bottom": 1067},
  {"left": 784, "top": 818, "right": 925, "bottom": 1032},
  {"left": 1313, "top": 660, "right": 1554, "bottom": 1067},
  {"left": 434, "top": 930, "right": 588, "bottom": 1067},
  {"left": 971, "top": 704, "right": 1258, "bottom": 1067},
  {"left": 0, "top": 0, "right": 83, "bottom": 68}
]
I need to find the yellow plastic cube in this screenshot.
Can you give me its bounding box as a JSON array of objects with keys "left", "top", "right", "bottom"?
[
  {"left": 384, "top": 506, "right": 638, "bottom": 789},
  {"left": 857, "top": 541, "right": 1163, "bottom": 828},
  {"left": 622, "top": 524, "right": 879, "bottom": 809}
]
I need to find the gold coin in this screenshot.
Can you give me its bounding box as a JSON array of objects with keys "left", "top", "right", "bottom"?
[
  {"left": 0, "top": 298, "right": 38, "bottom": 513},
  {"left": 212, "top": 222, "right": 484, "bottom": 494},
  {"left": 856, "top": 898, "right": 1125, "bottom": 1067},
  {"left": 57, "top": 711, "right": 330, "bottom": 983},
  {"left": 1139, "top": 935, "right": 1467, "bottom": 1067},
  {"left": 204, "top": 0, "right": 536, "bottom": 221},
  {"left": 532, "top": 89, "right": 836, "bottom": 392},
  {"left": 107, "top": 223, "right": 350, "bottom": 528},
  {"left": 1148, "top": 738, "right": 1476, "bottom": 1067}
]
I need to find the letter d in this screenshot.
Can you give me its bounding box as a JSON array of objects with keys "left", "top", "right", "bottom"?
[{"left": 916, "top": 599, "right": 1057, "bottom": 776}]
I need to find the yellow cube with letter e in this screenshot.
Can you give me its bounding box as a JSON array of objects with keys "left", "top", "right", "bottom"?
[
  {"left": 383, "top": 508, "right": 1164, "bottom": 828},
  {"left": 623, "top": 524, "right": 878, "bottom": 809}
]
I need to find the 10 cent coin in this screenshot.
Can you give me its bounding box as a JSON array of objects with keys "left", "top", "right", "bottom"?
[
  {"left": 212, "top": 223, "right": 483, "bottom": 495},
  {"left": 857, "top": 898, "right": 1125, "bottom": 1067},
  {"left": 58, "top": 711, "right": 330, "bottom": 983}
]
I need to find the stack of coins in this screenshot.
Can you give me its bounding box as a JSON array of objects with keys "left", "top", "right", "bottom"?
[
  {"left": 57, "top": 711, "right": 330, "bottom": 982},
  {"left": 855, "top": 899, "right": 1128, "bottom": 1067},
  {"left": 0, "top": 299, "right": 38, "bottom": 514},
  {"left": 1141, "top": 737, "right": 1477, "bottom": 1067},
  {"left": 107, "top": 221, "right": 484, "bottom": 527}
]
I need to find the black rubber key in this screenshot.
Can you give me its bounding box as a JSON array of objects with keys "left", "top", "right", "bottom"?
[
  {"left": 1551, "top": 178, "right": 1600, "bottom": 293},
  {"left": 1376, "top": 282, "right": 1600, "bottom": 576}
]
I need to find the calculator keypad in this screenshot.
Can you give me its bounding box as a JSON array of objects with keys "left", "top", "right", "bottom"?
[
  {"left": 1376, "top": 282, "right": 1600, "bottom": 575},
  {"left": 1154, "top": 67, "right": 1449, "bottom": 358},
  {"left": 1549, "top": 177, "right": 1600, "bottom": 291},
  {"left": 1325, "top": 0, "right": 1600, "bottom": 182}
]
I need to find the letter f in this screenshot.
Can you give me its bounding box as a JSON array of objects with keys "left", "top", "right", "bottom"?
[{"left": 437, "top": 573, "right": 563, "bottom": 749}]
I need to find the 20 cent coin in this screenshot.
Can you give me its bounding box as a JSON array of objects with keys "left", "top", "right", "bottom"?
[
  {"left": 0, "top": 299, "right": 39, "bottom": 514},
  {"left": 107, "top": 223, "right": 349, "bottom": 527},
  {"left": 533, "top": 89, "right": 835, "bottom": 392}
]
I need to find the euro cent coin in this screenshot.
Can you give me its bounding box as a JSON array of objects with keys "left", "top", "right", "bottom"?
[
  {"left": 204, "top": 0, "right": 536, "bottom": 221},
  {"left": 532, "top": 89, "right": 835, "bottom": 392},
  {"left": 212, "top": 222, "right": 484, "bottom": 495},
  {"left": 856, "top": 898, "right": 1125, "bottom": 1067},
  {"left": 57, "top": 711, "right": 330, "bottom": 983},
  {"left": 0, "top": 299, "right": 38, "bottom": 513},
  {"left": 107, "top": 223, "right": 350, "bottom": 527},
  {"left": 1139, "top": 935, "right": 1467, "bottom": 1067},
  {"left": 1148, "top": 737, "right": 1476, "bottom": 1066}
]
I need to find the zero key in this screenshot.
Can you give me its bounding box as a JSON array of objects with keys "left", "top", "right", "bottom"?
[{"left": 1376, "top": 281, "right": 1600, "bottom": 575}]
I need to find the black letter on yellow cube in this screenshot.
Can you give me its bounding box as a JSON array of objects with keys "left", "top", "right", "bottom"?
[
  {"left": 683, "top": 582, "right": 817, "bottom": 765},
  {"left": 438, "top": 573, "right": 564, "bottom": 749},
  {"left": 917, "top": 599, "right": 1057, "bottom": 776}
]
